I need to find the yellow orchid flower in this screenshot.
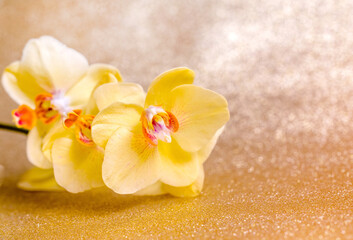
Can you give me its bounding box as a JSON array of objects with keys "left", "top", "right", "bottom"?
[
  {"left": 40, "top": 81, "right": 145, "bottom": 193},
  {"left": 91, "top": 68, "right": 230, "bottom": 196},
  {"left": 1, "top": 36, "right": 122, "bottom": 170}
]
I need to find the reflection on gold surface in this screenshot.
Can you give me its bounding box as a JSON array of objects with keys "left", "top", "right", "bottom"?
[
  {"left": 1, "top": 0, "right": 353, "bottom": 238},
  {"left": 0, "top": 165, "right": 3, "bottom": 186}
]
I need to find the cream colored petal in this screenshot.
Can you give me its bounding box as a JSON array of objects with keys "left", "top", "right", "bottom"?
[
  {"left": 166, "top": 85, "right": 229, "bottom": 152},
  {"left": 91, "top": 103, "right": 143, "bottom": 148},
  {"left": 162, "top": 165, "right": 205, "bottom": 197},
  {"left": 133, "top": 181, "right": 166, "bottom": 196},
  {"left": 26, "top": 126, "right": 52, "bottom": 169},
  {"left": 21, "top": 36, "right": 89, "bottom": 92},
  {"left": 83, "top": 69, "right": 122, "bottom": 115},
  {"left": 17, "top": 167, "right": 64, "bottom": 191},
  {"left": 94, "top": 82, "right": 145, "bottom": 111},
  {"left": 103, "top": 124, "right": 160, "bottom": 194},
  {"left": 51, "top": 135, "right": 104, "bottom": 193},
  {"left": 145, "top": 67, "right": 194, "bottom": 108},
  {"left": 197, "top": 126, "right": 225, "bottom": 164},
  {"left": 135, "top": 166, "right": 204, "bottom": 197},
  {"left": 158, "top": 139, "right": 199, "bottom": 187},
  {"left": 67, "top": 63, "right": 123, "bottom": 108},
  {"left": 165, "top": 129, "right": 224, "bottom": 196},
  {"left": 41, "top": 120, "right": 68, "bottom": 161},
  {"left": 1, "top": 61, "right": 39, "bottom": 107},
  {"left": 84, "top": 100, "right": 100, "bottom": 116}
]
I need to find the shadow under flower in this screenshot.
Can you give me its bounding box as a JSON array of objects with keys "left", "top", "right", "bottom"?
[{"left": 0, "top": 182, "right": 178, "bottom": 217}]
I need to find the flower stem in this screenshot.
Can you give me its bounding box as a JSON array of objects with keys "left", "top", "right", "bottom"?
[{"left": 0, "top": 123, "right": 28, "bottom": 134}]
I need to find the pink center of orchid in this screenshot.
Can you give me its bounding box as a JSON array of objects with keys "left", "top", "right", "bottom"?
[{"left": 140, "top": 106, "right": 179, "bottom": 145}]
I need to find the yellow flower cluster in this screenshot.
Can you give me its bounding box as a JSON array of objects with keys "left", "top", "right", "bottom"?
[{"left": 2, "top": 36, "right": 230, "bottom": 197}]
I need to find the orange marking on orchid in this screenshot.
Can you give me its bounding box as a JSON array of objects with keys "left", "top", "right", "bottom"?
[
  {"left": 166, "top": 111, "right": 179, "bottom": 132},
  {"left": 12, "top": 105, "right": 37, "bottom": 130},
  {"left": 34, "top": 93, "right": 60, "bottom": 124},
  {"left": 64, "top": 109, "right": 82, "bottom": 128},
  {"left": 64, "top": 109, "right": 95, "bottom": 146},
  {"left": 140, "top": 106, "right": 179, "bottom": 145}
]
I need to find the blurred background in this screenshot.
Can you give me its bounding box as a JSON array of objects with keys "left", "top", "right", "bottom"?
[{"left": 1, "top": 0, "right": 353, "bottom": 239}]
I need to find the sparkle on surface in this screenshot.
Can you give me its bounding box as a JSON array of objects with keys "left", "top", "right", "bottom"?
[{"left": 1, "top": 0, "right": 353, "bottom": 239}]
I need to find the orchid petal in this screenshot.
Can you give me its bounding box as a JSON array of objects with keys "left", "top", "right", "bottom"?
[
  {"left": 91, "top": 103, "right": 143, "bottom": 148},
  {"left": 27, "top": 125, "right": 52, "bottom": 169},
  {"left": 67, "top": 63, "right": 122, "bottom": 108},
  {"left": 158, "top": 139, "right": 199, "bottom": 187},
  {"left": 166, "top": 85, "right": 229, "bottom": 152},
  {"left": 2, "top": 61, "right": 43, "bottom": 108},
  {"left": 94, "top": 82, "right": 145, "bottom": 111},
  {"left": 162, "top": 165, "right": 205, "bottom": 197},
  {"left": 145, "top": 67, "right": 194, "bottom": 108},
  {"left": 20, "top": 36, "right": 89, "bottom": 92},
  {"left": 102, "top": 124, "right": 160, "bottom": 194},
  {"left": 17, "top": 167, "right": 64, "bottom": 191},
  {"left": 51, "top": 134, "right": 104, "bottom": 193}
]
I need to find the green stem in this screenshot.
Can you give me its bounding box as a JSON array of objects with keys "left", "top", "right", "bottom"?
[{"left": 0, "top": 123, "right": 28, "bottom": 134}]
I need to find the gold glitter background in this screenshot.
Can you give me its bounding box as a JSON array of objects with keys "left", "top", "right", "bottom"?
[{"left": 1, "top": 0, "right": 353, "bottom": 239}]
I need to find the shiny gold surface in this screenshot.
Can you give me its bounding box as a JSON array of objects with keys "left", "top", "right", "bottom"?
[{"left": 1, "top": 0, "right": 353, "bottom": 239}]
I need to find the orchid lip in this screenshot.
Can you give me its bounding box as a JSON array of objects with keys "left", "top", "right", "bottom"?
[
  {"left": 12, "top": 90, "right": 74, "bottom": 129},
  {"left": 11, "top": 105, "right": 37, "bottom": 130},
  {"left": 64, "top": 109, "right": 95, "bottom": 146},
  {"left": 141, "top": 105, "right": 179, "bottom": 145}
]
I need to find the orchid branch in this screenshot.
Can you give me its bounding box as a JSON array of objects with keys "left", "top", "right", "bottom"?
[{"left": 0, "top": 123, "right": 29, "bottom": 134}]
